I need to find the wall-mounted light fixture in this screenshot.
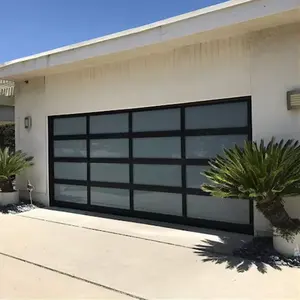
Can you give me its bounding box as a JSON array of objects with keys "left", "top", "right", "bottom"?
[
  {"left": 287, "top": 90, "right": 300, "bottom": 110},
  {"left": 24, "top": 116, "right": 32, "bottom": 130}
]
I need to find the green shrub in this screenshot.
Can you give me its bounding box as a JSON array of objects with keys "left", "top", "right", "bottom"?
[
  {"left": 0, "top": 147, "right": 33, "bottom": 192},
  {"left": 0, "top": 123, "right": 14, "bottom": 151},
  {"left": 202, "top": 138, "right": 300, "bottom": 240}
]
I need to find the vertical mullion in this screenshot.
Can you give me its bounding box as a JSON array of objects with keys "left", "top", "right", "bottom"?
[
  {"left": 86, "top": 116, "right": 91, "bottom": 206},
  {"left": 247, "top": 97, "right": 254, "bottom": 227},
  {"left": 247, "top": 97, "right": 253, "bottom": 142},
  {"left": 181, "top": 107, "right": 187, "bottom": 217},
  {"left": 48, "top": 117, "right": 55, "bottom": 206},
  {"left": 129, "top": 113, "right": 134, "bottom": 211}
]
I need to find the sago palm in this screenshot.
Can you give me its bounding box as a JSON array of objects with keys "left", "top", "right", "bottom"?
[
  {"left": 202, "top": 138, "right": 300, "bottom": 240},
  {"left": 0, "top": 147, "right": 33, "bottom": 192}
]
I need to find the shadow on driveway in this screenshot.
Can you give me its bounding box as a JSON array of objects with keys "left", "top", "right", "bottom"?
[
  {"left": 193, "top": 237, "right": 282, "bottom": 274},
  {"left": 17, "top": 204, "right": 285, "bottom": 274}
]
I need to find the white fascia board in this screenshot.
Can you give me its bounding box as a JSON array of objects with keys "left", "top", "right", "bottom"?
[{"left": 0, "top": 0, "right": 299, "bottom": 80}]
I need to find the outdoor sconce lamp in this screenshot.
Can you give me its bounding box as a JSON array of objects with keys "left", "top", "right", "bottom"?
[
  {"left": 24, "top": 116, "right": 32, "bottom": 130},
  {"left": 287, "top": 90, "right": 300, "bottom": 110}
]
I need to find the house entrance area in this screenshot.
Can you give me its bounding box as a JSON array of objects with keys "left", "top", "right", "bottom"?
[{"left": 48, "top": 97, "right": 253, "bottom": 234}]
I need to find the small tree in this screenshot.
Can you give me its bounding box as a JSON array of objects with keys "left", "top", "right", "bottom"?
[
  {"left": 202, "top": 138, "right": 300, "bottom": 240},
  {"left": 0, "top": 147, "right": 33, "bottom": 192}
]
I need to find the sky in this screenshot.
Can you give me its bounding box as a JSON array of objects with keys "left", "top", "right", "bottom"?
[{"left": 0, "top": 0, "right": 226, "bottom": 63}]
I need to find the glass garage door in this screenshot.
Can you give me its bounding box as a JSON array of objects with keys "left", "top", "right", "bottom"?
[{"left": 49, "top": 97, "right": 253, "bottom": 234}]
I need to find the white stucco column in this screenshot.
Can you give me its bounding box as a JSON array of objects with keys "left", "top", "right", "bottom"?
[{"left": 250, "top": 25, "right": 300, "bottom": 235}]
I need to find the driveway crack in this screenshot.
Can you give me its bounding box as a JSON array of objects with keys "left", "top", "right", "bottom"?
[
  {"left": 18, "top": 215, "right": 192, "bottom": 249},
  {"left": 0, "top": 251, "right": 147, "bottom": 300}
]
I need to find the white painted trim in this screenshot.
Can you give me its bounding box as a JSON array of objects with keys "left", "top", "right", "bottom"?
[{"left": 0, "top": 0, "right": 299, "bottom": 80}]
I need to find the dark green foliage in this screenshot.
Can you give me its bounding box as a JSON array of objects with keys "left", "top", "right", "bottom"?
[
  {"left": 202, "top": 138, "right": 300, "bottom": 240},
  {"left": 0, "top": 123, "right": 15, "bottom": 151},
  {"left": 0, "top": 147, "right": 33, "bottom": 192}
]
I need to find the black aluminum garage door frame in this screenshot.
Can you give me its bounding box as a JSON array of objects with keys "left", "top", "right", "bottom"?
[{"left": 48, "top": 96, "right": 253, "bottom": 234}]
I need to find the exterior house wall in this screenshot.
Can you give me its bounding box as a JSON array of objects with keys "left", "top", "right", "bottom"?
[
  {"left": 250, "top": 25, "right": 300, "bottom": 234},
  {"left": 14, "top": 23, "right": 300, "bottom": 235}
]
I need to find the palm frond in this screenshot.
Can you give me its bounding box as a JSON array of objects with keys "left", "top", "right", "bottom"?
[
  {"left": 202, "top": 138, "right": 300, "bottom": 239},
  {"left": 0, "top": 147, "right": 33, "bottom": 179},
  {"left": 202, "top": 138, "right": 300, "bottom": 200}
]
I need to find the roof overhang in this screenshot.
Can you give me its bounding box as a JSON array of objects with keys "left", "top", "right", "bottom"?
[{"left": 1, "top": 0, "right": 300, "bottom": 81}]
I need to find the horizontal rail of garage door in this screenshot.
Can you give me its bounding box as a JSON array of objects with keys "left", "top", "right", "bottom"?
[{"left": 48, "top": 96, "right": 253, "bottom": 234}]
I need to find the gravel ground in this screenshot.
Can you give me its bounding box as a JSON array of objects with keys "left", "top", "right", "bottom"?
[
  {"left": 233, "top": 237, "right": 300, "bottom": 268},
  {"left": 0, "top": 202, "right": 43, "bottom": 214}
]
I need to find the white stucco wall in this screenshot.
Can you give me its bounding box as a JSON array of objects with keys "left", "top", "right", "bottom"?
[
  {"left": 15, "top": 23, "right": 300, "bottom": 235},
  {"left": 250, "top": 24, "right": 300, "bottom": 234}
]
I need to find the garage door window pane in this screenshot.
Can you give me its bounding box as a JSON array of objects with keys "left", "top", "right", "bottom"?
[
  {"left": 134, "top": 191, "right": 182, "bottom": 216},
  {"left": 186, "top": 135, "right": 247, "bottom": 159},
  {"left": 186, "top": 166, "right": 210, "bottom": 189},
  {"left": 185, "top": 102, "right": 247, "bottom": 129},
  {"left": 134, "top": 165, "right": 181, "bottom": 186},
  {"left": 90, "top": 113, "right": 128, "bottom": 134},
  {"left": 54, "top": 162, "right": 87, "bottom": 180},
  {"left": 55, "top": 184, "right": 87, "bottom": 204},
  {"left": 54, "top": 117, "right": 86, "bottom": 135},
  {"left": 187, "top": 195, "right": 249, "bottom": 224},
  {"left": 91, "top": 187, "right": 130, "bottom": 209},
  {"left": 133, "top": 108, "right": 180, "bottom": 132},
  {"left": 91, "top": 163, "right": 129, "bottom": 183},
  {"left": 90, "top": 139, "right": 129, "bottom": 158},
  {"left": 133, "top": 137, "right": 181, "bottom": 158},
  {"left": 54, "top": 140, "right": 87, "bottom": 157}
]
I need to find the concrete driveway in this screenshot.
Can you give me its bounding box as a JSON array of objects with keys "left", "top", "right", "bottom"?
[{"left": 0, "top": 208, "right": 299, "bottom": 299}]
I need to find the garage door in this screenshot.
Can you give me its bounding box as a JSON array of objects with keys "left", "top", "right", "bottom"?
[{"left": 48, "top": 97, "right": 253, "bottom": 234}]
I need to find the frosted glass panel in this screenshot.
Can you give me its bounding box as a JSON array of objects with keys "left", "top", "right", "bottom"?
[
  {"left": 90, "top": 139, "right": 129, "bottom": 158},
  {"left": 54, "top": 140, "right": 87, "bottom": 157},
  {"left": 55, "top": 184, "right": 87, "bottom": 204},
  {"left": 186, "top": 135, "right": 247, "bottom": 158},
  {"left": 134, "top": 164, "right": 181, "bottom": 186},
  {"left": 185, "top": 102, "right": 247, "bottom": 129},
  {"left": 133, "top": 108, "right": 180, "bottom": 132},
  {"left": 186, "top": 166, "right": 210, "bottom": 189},
  {"left": 134, "top": 191, "right": 182, "bottom": 216},
  {"left": 187, "top": 195, "right": 249, "bottom": 224},
  {"left": 54, "top": 117, "right": 86, "bottom": 135},
  {"left": 54, "top": 162, "right": 87, "bottom": 180},
  {"left": 91, "top": 163, "right": 129, "bottom": 182},
  {"left": 91, "top": 187, "right": 130, "bottom": 209},
  {"left": 90, "top": 113, "right": 128, "bottom": 134},
  {"left": 133, "top": 137, "right": 181, "bottom": 158}
]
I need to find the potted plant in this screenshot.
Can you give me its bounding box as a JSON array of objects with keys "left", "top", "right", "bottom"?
[
  {"left": 0, "top": 147, "right": 33, "bottom": 206},
  {"left": 202, "top": 138, "right": 300, "bottom": 257}
]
